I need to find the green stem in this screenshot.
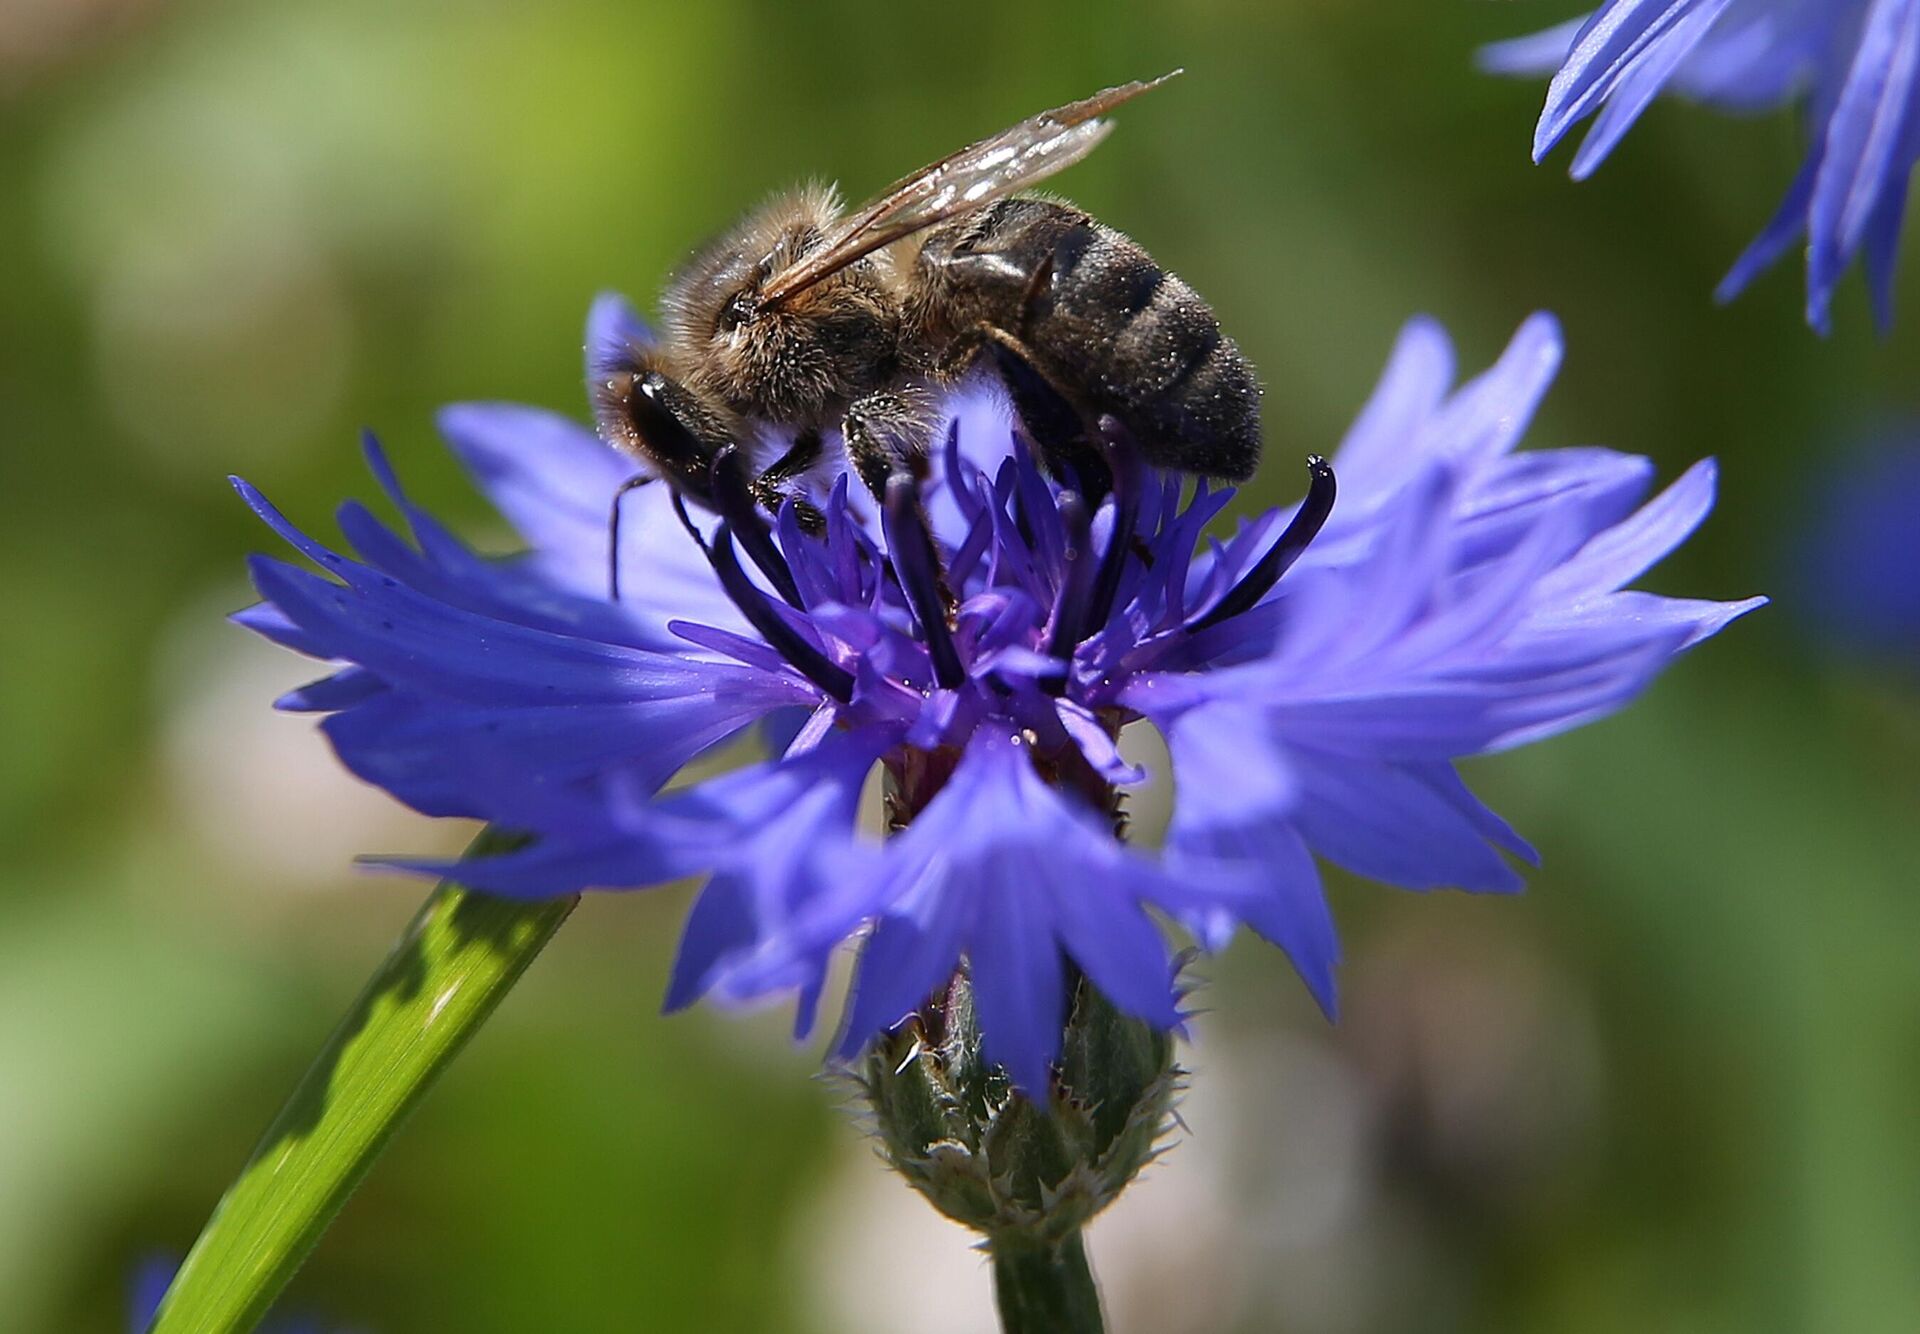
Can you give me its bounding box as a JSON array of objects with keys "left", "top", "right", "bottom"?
[
  {"left": 148, "top": 829, "right": 574, "bottom": 1334},
  {"left": 991, "top": 1230, "right": 1106, "bottom": 1334}
]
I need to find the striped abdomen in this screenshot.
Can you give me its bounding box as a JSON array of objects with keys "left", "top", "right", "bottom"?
[{"left": 910, "top": 196, "right": 1262, "bottom": 481}]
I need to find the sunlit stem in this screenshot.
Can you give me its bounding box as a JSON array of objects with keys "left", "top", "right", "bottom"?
[{"left": 146, "top": 828, "right": 575, "bottom": 1334}]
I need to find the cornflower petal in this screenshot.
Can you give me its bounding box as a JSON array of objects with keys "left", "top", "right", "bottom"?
[
  {"left": 585, "top": 290, "right": 654, "bottom": 383},
  {"left": 1479, "top": 18, "right": 1589, "bottom": 76},
  {"left": 835, "top": 732, "right": 1187, "bottom": 1090},
  {"left": 1535, "top": 0, "right": 1725, "bottom": 162},
  {"left": 1807, "top": 0, "right": 1920, "bottom": 327},
  {"left": 1494, "top": 0, "right": 1920, "bottom": 329}
]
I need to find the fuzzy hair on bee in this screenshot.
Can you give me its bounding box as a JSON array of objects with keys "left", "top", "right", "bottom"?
[
  {"left": 660, "top": 183, "right": 907, "bottom": 427},
  {"left": 591, "top": 72, "right": 1259, "bottom": 581}
]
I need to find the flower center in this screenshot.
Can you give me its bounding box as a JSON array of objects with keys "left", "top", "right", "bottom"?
[{"left": 653, "top": 415, "right": 1338, "bottom": 719}]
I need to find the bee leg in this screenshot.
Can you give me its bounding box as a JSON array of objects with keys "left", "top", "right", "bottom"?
[
  {"left": 842, "top": 390, "right": 935, "bottom": 503},
  {"left": 943, "top": 322, "right": 1110, "bottom": 501},
  {"left": 1012, "top": 250, "right": 1056, "bottom": 341},
  {"left": 842, "top": 389, "right": 960, "bottom": 618},
  {"left": 749, "top": 428, "right": 827, "bottom": 533}
]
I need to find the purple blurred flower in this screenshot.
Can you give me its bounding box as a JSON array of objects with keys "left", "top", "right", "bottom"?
[
  {"left": 131, "top": 1256, "right": 341, "bottom": 1334},
  {"left": 1485, "top": 0, "right": 1920, "bottom": 332},
  {"left": 1796, "top": 434, "right": 1920, "bottom": 658},
  {"left": 234, "top": 300, "right": 1760, "bottom": 1092}
]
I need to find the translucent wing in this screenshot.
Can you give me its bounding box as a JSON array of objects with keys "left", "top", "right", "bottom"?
[{"left": 758, "top": 72, "right": 1180, "bottom": 308}]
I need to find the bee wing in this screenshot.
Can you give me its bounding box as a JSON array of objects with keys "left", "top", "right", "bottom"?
[{"left": 758, "top": 71, "right": 1180, "bottom": 308}]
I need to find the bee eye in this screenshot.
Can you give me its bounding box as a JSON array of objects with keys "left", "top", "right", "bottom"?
[{"left": 717, "top": 290, "right": 757, "bottom": 334}]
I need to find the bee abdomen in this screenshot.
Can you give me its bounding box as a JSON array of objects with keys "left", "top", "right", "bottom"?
[
  {"left": 1049, "top": 221, "right": 1262, "bottom": 482},
  {"left": 917, "top": 198, "right": 1263, "bottom": 483}
]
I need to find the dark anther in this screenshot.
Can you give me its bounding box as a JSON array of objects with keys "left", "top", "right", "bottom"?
[
  {"left": 695, "top": 515, "right": 854, "bottom": 704},
  {"left": 607, "top": 473, "right": 655, "bottom": 602},
  {"left": 1185, "top": 455, "right": 1337, "bottom": 634},
  {"left": 1043, "top": 489, "right": 1094, "bottom": 668},
  {"left": 1080, "top": 418, "right": 1146, "bottom": 640},
  {"left": 709, "top": 446, "right": 804, "bottom": 609},
  {"left": 882, "top": 474, "right": 967, "bottom": 690}
]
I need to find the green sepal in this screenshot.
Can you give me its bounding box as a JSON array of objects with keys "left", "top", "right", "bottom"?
[{"left": 859, "top": 968, "right": 1181, "bottom": 1250}]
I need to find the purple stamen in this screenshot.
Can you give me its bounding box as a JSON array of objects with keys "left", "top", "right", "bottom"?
[
  {"left": 1013, "top": 443, "right": 1064, "bottom": 573},
  {"left": 778, "top": 497, "right": 841, "bottom": 609},
  {"left": 709, "top": 446, "right": 804, "bottom": 609},
  {"left": 882, "top": 474, "right": 966, "bottom": 690},
  {"left": 1185, "top": 455, "right": 1336, "bottom": 633},
  {"left": 822, "top": 475, "right": 877, "bottom": 606},
  {"left": 1080, "top": 420, "right": 1146, "bottom": 641},
  {"left": 946, "top": 502, "right": 997, "bottom": 589},
  {"left": 673, "top": 500, "right": 853, "bottom": 703},
  {"left": 940, "top": 419, "right": 986, "bottom": 523},
  {"left": 1043, "top": 489, "right": 1094, "bottom": 663}
]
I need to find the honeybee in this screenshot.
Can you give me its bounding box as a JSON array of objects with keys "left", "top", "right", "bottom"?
[{"left": 593, "top": 71, "right": 1261, "bottom": 551}]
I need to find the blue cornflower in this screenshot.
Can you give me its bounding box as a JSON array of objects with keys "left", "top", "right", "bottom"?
[
  {"left": 1485, "top": 0, "right": 1920, "bottom": 332},
  {"left": 1795, "top": 434, "right": 1920, "bottom": 660},
  {"left": 130, "top": 1256, "right": 342, "bottom": 1334},
  {"left": 234, "top": 299, "right": 1759, "bottom": 1092}
]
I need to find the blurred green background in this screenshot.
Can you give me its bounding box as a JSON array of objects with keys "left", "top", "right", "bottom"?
[{"left": 4, "top": 1, "right": 1918, "bottom": 1330}]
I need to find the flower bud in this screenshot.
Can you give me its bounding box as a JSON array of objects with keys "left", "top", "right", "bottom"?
[{"left": 858, "top": 967, "right": 1180, "bottom": 1248}]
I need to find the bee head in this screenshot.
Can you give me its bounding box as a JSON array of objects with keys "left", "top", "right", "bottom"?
[{"left": 663, "top": 184, "right": 899, "bottom": 423}]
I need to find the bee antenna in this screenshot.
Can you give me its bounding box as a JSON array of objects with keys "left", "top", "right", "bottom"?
[{"left": 607, "top": 473, "right": 655, "bottom": 602}]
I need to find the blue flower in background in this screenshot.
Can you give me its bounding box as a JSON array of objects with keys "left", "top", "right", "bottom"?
[
  {"left": 234, "top": 299, "right": 1760, "bottom": 1093},
  {"left": 131, "top": 1256, "right": 341, "bottom": 1333},
  {"left": 1796, "top": 434, "right": 1920, "bottom": 660},
  {"left": 1485, "top": 1, "right": 1920, "bottom": 332}
]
